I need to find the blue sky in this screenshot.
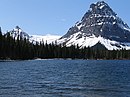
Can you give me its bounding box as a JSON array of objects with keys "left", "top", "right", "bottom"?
[{"left": 0, "top": 0, "right": 130, "bottom": 35}]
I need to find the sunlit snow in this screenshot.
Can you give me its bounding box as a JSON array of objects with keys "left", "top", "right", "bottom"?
[
  {"left": 57, "top": 32, "right": 130, "bottom": 50},
  {"left": 30, "top": 34, "right": 61, "bottom": 44}
]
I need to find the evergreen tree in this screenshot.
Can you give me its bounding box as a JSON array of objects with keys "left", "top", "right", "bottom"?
[
  {"left": 0, "top": 27, "right": 2, "bottom": 35},
  {"left": 0, "top": 27, "right": 2, "bottom": 59}
]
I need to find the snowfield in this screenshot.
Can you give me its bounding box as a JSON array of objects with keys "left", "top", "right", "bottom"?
[
  {"left": 30, "top": 34, "right": 61, "bottom": 44},
  {"left": 57, "top": 32, "right": 130, "bottom": 50}
]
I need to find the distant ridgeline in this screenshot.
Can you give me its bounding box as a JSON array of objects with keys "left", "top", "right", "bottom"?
[{"left": 0, "top": 27, "right": 130, "bottom": 60}]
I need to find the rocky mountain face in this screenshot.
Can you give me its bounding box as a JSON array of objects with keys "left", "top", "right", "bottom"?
[{"left": 58, "top": 1, "right": 130, "bottom": 50}]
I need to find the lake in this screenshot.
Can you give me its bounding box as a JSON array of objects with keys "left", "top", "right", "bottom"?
[{"left": 0, "top": 59, "right": 130, "bottom": 97}]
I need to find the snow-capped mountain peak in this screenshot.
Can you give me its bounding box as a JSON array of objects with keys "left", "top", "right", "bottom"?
[
  {"left": 89, "top": 1, "right": 116, "bottom": 16},
  {"left": 58, "top": 1, "right": 130, "bottom": 50},
  {"left": 6, "top": 26, "right": 61, "bottom": 44},
  {"left": 8, "top": 26, "right": 29, "bottom": 40}
]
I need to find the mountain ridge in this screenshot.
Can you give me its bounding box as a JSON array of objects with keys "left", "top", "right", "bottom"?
[{"left": 6, "top": 26, "right": 61, "bottom": 44}]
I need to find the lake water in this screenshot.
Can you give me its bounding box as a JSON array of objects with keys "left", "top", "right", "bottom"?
[{"left": 0, "top": 60, "right": 130, "bottom": 97}]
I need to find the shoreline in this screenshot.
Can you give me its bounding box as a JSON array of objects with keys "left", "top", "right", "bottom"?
[{"left": 0, "top": 58, "right": 130, "bottom": 62}]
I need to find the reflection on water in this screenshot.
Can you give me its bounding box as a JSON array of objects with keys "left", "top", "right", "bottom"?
[{"left": 0, "top": 60, "right": 130, "bottom": 97}]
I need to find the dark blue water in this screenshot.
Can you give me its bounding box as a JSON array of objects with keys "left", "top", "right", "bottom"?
[{"left": 0, "top": 60, "right": 130, "bottom": 97}]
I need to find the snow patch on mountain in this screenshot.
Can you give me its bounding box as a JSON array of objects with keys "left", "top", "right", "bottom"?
[
  {"left": 30, "top": 34, "right": 61, "bottom": 44},
  {"left": 58, "top": 32, "right": 130, "bottom": 50}
]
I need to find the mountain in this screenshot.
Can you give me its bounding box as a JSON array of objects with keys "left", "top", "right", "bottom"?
[
  {"left": 58, "top": 1, "right": 130, "bottom": 50},
  {"left": 7, "top": 26, "right": 30, "bottom": 40},
  {"left": 7, "top": 26, "right": 61, "bottom": 44}
]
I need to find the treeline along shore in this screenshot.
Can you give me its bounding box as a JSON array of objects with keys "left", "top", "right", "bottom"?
[{"left": 0, "top": 30, "right": 130, "bottom": 60}]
